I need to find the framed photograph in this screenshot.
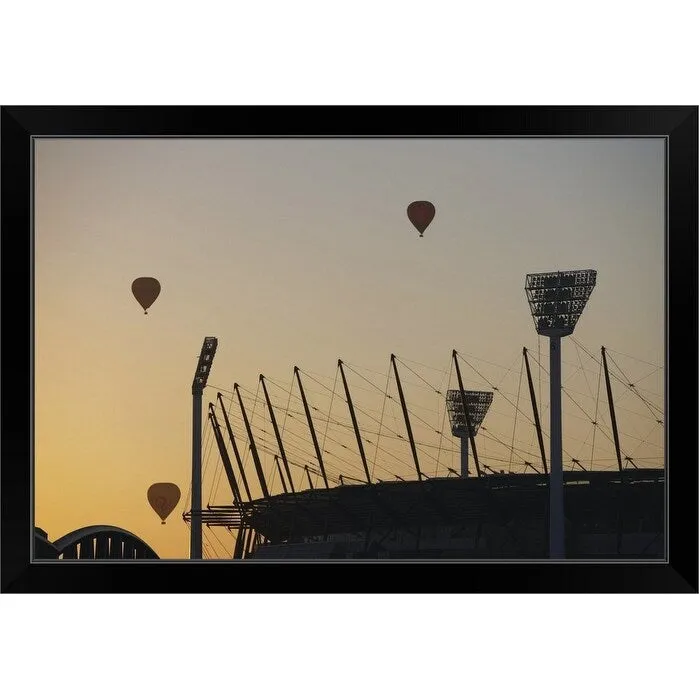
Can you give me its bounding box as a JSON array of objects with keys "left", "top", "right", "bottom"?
[{"left": 2, "top": 106, "right": 696, "bottom": 592}]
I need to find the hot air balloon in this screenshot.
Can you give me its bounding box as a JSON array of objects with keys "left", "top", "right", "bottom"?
[
  {"left": 147, "top": 483, "right": 181, "bottom": 524},
  {"left": 407, "top": 201, "right": 435, "bottom": 237},
  {"left": 131, "top": 277, "right": 161, "bottom": 314}
]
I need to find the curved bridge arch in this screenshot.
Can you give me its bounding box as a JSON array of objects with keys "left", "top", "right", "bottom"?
[{"left": 52, "top": 525, "right": 159, "bottom": 560}]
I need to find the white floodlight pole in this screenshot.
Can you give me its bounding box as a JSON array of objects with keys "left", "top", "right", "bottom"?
[
  {"left": 525, "top": 270, "right": 596, "bottom": 559},
  {"left": 548, "top": 332, "right": 565, "bottom": 558},
  {"left": 190, "top": 337, "right": 218, "bottom": 559},
  {"left": 460, "top": 437, "right": 469, "bottom": 478},
  {"left": 191, "top": 388, "right": 203, "bottom": 558}
]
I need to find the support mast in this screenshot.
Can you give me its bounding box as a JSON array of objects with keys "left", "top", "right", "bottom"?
[
  {"left": 216, "top": 392, "right": 252, "bottom": 502},
  {"left": 260, "top": 375, "right": 295, "bottom": 492},
  {"left": 338, "top": 359, "right": 371, "bottom": 484},
  {"left": 274, "top": 455, "right": 288, "bottom": 494},
  {"left": 234, "top": 384, "right": 270, "bottom": 499},
  {"left": 601, "top": 346, "right": 624, "bottom": 473},
  {"left": 294, "top": 367, "right": 330, "bottom": 489},
  {"left": 304, "top": 465, "right": 315, "bottom": 490},
  {"left": 390, "top": 354, "right": 422, "bottom": 482},
  {"left": 452, "top": 350, "right": 481, "bottom": 478},
  {"left": 523, "top": 347, "right": 548, "bottom": 475},
  {"left": 208, "top": 404, "right": 242, "bottom": 506}
]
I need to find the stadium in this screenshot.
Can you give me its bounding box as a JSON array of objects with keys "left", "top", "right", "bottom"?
[{"left": 181, "top": 271, "right": 665, "bottom": 560}]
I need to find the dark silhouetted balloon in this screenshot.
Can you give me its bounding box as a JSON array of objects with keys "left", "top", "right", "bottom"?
[
  {"left": 132, "top": 277, "right": 161, "bottom": 314},
  {"left": 147, "top": 483, "right": 181, "bottom": 524},
  {"left": 407, "top": 201, "right": 435, "bottom": 237}
]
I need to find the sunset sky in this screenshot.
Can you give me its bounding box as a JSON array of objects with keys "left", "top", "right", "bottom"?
[{"left": 34, "top": 137, "right": 665, "bottom": 559}]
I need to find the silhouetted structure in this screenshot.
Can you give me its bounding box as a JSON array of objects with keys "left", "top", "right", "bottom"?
[
  {"left": 525, "top": 269, "right": 597, "bottom": 558},
  {"left": 446, "top": 389, "right": 493, "bottom": 477},
  {"left": 186, "top": 469, "right": 664, "bottom": 559},
  {"left": 182, "top": 264, "right": 664, "bottom": 561},
  {"left": 191, "top": 336, "right": 218, "bottom": 560},
  {"left": 34, "top": 527, "right": 59, "bottom": 558},
  {"left": 35, "top": 525, "right": 159, "bottom": 559}
]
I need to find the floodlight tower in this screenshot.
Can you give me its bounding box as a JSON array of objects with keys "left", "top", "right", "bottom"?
[
  {"left": 525, "top": 270, "right": 596, "bottom": 558},
  {"left": 446, "top": 390, "right": 493, "bottom": 477},
  {"left": 190, "top": 336, "right": 218, "bottom": 560}
]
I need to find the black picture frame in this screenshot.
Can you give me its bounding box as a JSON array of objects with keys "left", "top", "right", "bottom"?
[{"left": 2, "top": 106, "right": 696, "bottom": 593}]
